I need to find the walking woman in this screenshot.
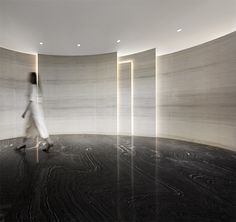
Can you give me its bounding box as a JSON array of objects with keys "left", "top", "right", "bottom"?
[{"left": 15, "top": 72, "right": 53, "bottom": 152}]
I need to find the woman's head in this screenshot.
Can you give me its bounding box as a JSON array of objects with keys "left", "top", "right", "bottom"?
[{"left": 29, "top": 72, "right": 37, "bottom": 84}]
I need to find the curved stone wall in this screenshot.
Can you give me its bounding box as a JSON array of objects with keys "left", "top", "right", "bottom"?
[
  {"left": 156, "top": 31, "right": 236, "bottom": 151},
  {"left": 38, "top": 53, "right": 117, "bottom": 135},
  {"left": 0, "top": 48, "right": 35, "bottom": 140},
  {"left": 1, "top": 31, "right": 236, "bottom": 151}
]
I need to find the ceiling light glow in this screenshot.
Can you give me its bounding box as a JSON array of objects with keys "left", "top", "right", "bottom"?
[
  {"left": 39, "top": 42, "right": 43, "bottom": 45},
  {"left": 177, "top": 28, "right": 182, "bottom": 32},
  {"left": 117, "top": 40, "right": 121, "bottom": 43},
  {"left": 77, "top": 43, "right": 81, "bottom": 47}
]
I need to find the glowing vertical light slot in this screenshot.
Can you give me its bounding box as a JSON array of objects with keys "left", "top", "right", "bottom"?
[
  {"left": 155, "top": 49, "right": 158, "bottom": 138},
  {"left": 130, "top": 60, "right": 135, "bottom": 220},
  {"left": 155, "top": 50, "right": 159, "bottom": 160},
  {"left": 155, "top": 49, "right": 161, "bottom": 139},
  {"left": 116, "top": 57, "right": 120, "bottom": 220},
  {"left": 155, "top": 49, "right": 158, "bottom": 216},
  {"left": 35, "top": 53, "right": 39, "bottom": 163},
  {"left": 116, "top": 57, "right": 120, "bottom": 181},
  {"left": 130, "top": 61, "right": 134, "bottom": 137},
  {"left": 117, "top": 58, "right": 120, "bottom": 135},
  {"left": 35, "top": 53, "right": 39, "bottom": 103},
  {"left": 35, "top": 53, "right": 38, "bottom": 75},
  {"left": 118, "top": 59, "right": 135, "bottom": 219}
]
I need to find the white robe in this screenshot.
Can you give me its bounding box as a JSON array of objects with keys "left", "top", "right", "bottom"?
[{"left": 25, "top": 85, "right": 49, "bottom": 139}]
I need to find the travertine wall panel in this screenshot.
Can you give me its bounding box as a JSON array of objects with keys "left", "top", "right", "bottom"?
[
  {"left": 120, "top": 49, "right": 156, "bottom": 137},
  {"left": 39, "top": 53, "right": 117, "bottom": 135},
  {"left": 0, "top": 48, "right": 35, "bottom": 139},
  {"left": 119, "top": 62, "right": 131, "bottom": 135},
  {"left": 156, "top": 32, "right": 236, "bottom": 151}
]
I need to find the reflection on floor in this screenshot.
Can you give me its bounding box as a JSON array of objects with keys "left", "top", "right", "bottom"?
[{"left": 0, "top": 135, "right": 235, "bottom": 222}]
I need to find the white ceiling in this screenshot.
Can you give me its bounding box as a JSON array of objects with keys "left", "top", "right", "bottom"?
[{"left": 0, "top": 0, "right": 236, "bottom": 56}]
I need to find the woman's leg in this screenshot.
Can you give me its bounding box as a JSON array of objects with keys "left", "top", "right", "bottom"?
[
  {"left": 15, "top": 112, "right": 36, "bottom": 151},
  {"left": 42, "top": 137, "right": 54, "bottom": 152},
  {"left": 14, "top": 137, "right": 27, "bottom": 151},
  {"left": 14, "top": 114, "right": 34, "bottom": 151},
  {"left": 32, "top": 103, "right": 53, "bottom": 152},
  {"left": 36, "top": 122, "right": 53, "bottom": 152}
]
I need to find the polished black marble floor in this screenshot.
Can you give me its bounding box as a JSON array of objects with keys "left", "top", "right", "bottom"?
[{"left": 0, "top": 135, "right": 235, "bottom": 222}]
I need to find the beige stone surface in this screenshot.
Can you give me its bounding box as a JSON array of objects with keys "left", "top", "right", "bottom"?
[
  {"left": 156, "top": 32, "right": 236, "bottom": 151},
  {"left": 0, "top": 47, "right": 35, "bottom": 139}
]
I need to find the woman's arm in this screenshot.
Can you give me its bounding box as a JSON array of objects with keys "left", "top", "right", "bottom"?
[{"left": 22, "top": 101, "right": 32, "bottom": 118}]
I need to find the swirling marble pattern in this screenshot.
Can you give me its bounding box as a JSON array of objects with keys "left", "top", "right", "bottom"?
[{"left": 0, "top": 135, "right": 235, "bottom": 222}]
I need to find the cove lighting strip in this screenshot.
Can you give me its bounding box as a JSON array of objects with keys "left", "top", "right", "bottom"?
[{"left": 117, "top": 60, "right": 134, "bottom": 136}]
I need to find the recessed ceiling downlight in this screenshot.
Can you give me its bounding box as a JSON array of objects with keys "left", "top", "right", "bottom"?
[
  {"left": 39, "top": 42, "right": 43, "bottom": 45},
  {"left": 177, "top": 28, "right": 182, "bottom": 32},
  {"left": 77, "top": 43, "right": 81, "bottom": 47},
  {"left": 117, "top": 39, "right": 121, "bottom": 43}
]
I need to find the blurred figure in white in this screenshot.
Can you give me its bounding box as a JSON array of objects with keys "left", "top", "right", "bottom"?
[{"left": 15, "top": 72, "right": 53, "bottom": 152}]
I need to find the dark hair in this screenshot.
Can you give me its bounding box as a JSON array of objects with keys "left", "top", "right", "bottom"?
[{"left": 29, "top": 72, "right": 37, "bottom": 84}]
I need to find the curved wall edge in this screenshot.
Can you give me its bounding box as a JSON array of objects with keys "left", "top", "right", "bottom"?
[
  {"left": 2, "top": 31, "right": 236, "bottom": 58},
  {"left": 157, "top": 31, "right": 236, "bottom": 57},
  {"left": 157, "top": 134, "right": 236, "bottom": 152},
  {"left": 0, "top": 46, "right": 37, "bottom": 57}
]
